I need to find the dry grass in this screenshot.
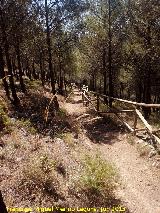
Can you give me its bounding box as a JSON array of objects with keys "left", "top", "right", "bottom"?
[
  {"left": 62, "top": 132, "right": 75, "bottom": 147},
  {"left": 0, "top": 98, "right": 12, "bottom": 133},
  {"left": 0, "top": 82, "right": 121, "bottom": 211},
  {"left": 136, "top": 143, "right": 151, "bottom": 157},
  {"left": 72, "top": 153, "right": 118, "bottom": 207},
  {"left": 127, "top": 133, "right": 135, "bottom": 145}
]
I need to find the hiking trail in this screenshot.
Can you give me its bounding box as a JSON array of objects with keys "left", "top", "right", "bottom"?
[{"left": 63, "top": 89, "right": 160, "bottom": 213}]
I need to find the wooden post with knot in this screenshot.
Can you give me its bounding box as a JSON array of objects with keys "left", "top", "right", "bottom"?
[{"left": 97, "top": 94, "right": 99, "bottom": 111}]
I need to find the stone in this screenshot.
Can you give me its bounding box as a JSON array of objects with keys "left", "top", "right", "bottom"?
[
  {"left": 156, "top": 162, "right": 160, "bottom": 168},
  {"left": 152, "top": 162, "right": 156, "bottom": 167},
  {"left": 148, "top": 150, "right": 157, "bottom": 158}
]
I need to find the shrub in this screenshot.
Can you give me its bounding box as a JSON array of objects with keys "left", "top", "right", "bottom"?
[
  {"left": 127, "top": 133, "right": 135, "bottom": 145},
  {"left": 137, "top": 144, "right": 150, "bottom": 157},
  {"left": 62, "top": 132, "right": 75, "bottom": 147},
  {"left": 16, "top": 118, "right": 37, "bottom": 134},
  {"left": 77, "top": 153, "right": 118, "bottom": 206},
  {"left": 0, "top": 99, "right": 11, "bottom": 132},
  {"left": 20, "top": 154, "right": 59, "bottom": 197},
  {"left": 57, "top": 108, "right": 68, "bottom": 119}
]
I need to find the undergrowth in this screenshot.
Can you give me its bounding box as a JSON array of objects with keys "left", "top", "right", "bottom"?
[
  {"left": 77, "top": 153, "right": 118, "bottom": 207},
  {"left": 62, "top": 132, "right": 75, "bottom": 147},
  {"left": 0, "top": 98, "right": 12, "bottom": 133},
  {"left": 137, "top": 144, "right": 150, "bottom": 157},
  {"left": 19, "top": 154, "right": 59, "bottom": 198},
  {"left": 127, "top": 133, "right": 135, "bottom": 145},
  {"left": 16, "top": 118, "right": 37, "bottom": 134}
]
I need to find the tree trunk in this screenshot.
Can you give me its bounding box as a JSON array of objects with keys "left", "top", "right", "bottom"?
[
  {"left": 103, "top": 47, "right": 108, "bottom": 103},
  {"left": 26, "top": 60, "right": 32, "bottom": 80},
  {"left": 0, "top": 11, "right": 19, "bottom": 105},
  {"left": 136, "top": 77, "right": 142, "bottom": 102},
  {"left": 0, "top": 47, "right": 10, "bottom": 98},
  {"left": 40, "top": 50, "right": 45, "bottom": 87},
  {"left": 15, "top": 40, "right": 26, "bottom": 92},
  {"left": 142, "top": 25, "right": 152, "bottom": 119},
  {"left": 58, "top": 54, "right": 64, "bottom": 95},
  {"left": 108, "top": 0, "right": 113, "bottom": 107},
  {"left": 32, "top": 62, "right": 38, "bottom": 79},
  {"left": 45, "top": 0, "right": 56, "bottom": 94}
]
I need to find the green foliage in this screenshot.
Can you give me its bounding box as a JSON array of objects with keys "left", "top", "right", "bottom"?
[
  {"left": 16, "top": 118, "right": 37, "bottom": 134},
  {"left": 0, "top": 98, "right": 11, "bottom": 132},
  {"left": 99, "top": 102, "right": 108, "bottom": 112},
  {"left": 57, "top": 108, "right": 68, "bottom": 119},
  {"left": 21, "top": 154, "right": 58, "bottom": 194},
  {"left": 77, "top": 153, "right": 118, "bottom": 205},
  {"left": 25, "top": 80, "right": 41, "bottom": 90},
  {"left": 62, "top": 132, "right": 75, "bottom": 147},
  {"left": 150, "top": 113, "right": 160, "bottom": 129}
]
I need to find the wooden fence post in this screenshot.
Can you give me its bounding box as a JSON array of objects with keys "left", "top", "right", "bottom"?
[
  {"left": 97, "top": 94, "right": 99, "bottom": 111},
  {"left": 82, "top": 92, "right": 84, "bottom": 106},
  {"left": 133, "top": 106, "right": 137, "bottom": 135}
]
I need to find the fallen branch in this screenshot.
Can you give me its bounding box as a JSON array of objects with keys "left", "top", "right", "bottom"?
[
  {"left": 83, "top": 116, "right": 103, "bottom": 124},
  {"left": 76, "top": 114, "right": 90, "bottom": 121},
  {"left": 98, "top": 109, "right": 134, "bottom": 114}
]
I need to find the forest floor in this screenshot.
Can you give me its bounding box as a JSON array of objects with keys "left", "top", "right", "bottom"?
[
  {"left": 1, "top": 82, "right": 160, "bottom": 213},
  {"left": 63, "top": 89, "right": 160, "bottom": 213}
]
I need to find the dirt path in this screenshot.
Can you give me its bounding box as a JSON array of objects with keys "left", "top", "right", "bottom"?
[{"left": 63, "top": 90, "right": 160, "bottom": 213}]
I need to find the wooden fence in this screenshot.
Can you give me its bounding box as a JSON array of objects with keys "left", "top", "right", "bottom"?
[{"left": 81, "top": 90, "right": 160, "bottom": 146}]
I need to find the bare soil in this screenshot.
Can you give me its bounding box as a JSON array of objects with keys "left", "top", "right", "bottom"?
[
  {"left": 63, "top": 89, "right": 160, "bottom": 213},
  {"left": 1, "top": 86, "right": 160, "bottom": 213}
]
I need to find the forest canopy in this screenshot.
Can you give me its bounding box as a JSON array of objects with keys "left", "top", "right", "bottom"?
[{"left": 0, "top": 0, "right": 160, "bottom": 119}]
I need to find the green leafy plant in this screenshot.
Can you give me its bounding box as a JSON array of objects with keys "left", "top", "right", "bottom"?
[
  {"left": 57, "top": 108, "right": 68, "bottom": 119},
  {"left": 0, "top": 99, "right": 11, "bottom": 132},
  {"left": 21, "top": 154, "right": 58, "bottom": 195},
  {"left": 77, "top": 153, "right": 118, "bottom": 206},
  {"left": 16, "top": 118, "right": 37, "bottom": 134},
  {"left": 62, "top": 132, "right": 75, "bottom": 147}
]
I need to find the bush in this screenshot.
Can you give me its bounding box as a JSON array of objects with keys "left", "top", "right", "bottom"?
[
  {"left": 127, "top": 133, "right": 135, "bottom": 145},
  {"left": 0, "top": 99, "right": 11, "bottom": 132},
  {"left": 16, "top": 118, "right": 37, "bottom": 134},
  {"left": 62, "top": 132, "right": 75, "bottom": 147},
  {"left": 77, "top": 153, "right": 118, "bottom": 206},
  {"left": 137, "top": 144, "right": 150, "bottom": 157},
  {"left": 57, "top": 108, "right": 68, "bottom": 119},
  {"left": 20, "top": 154, "right": 59, "bottom": 197}
]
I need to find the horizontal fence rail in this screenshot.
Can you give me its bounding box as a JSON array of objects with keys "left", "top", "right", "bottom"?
[
  {"left": 81, "top": 88, "right": 160, "bottom": 146},
  {"left": 90, "top": 91, "right": 160, "bottom": 108}
]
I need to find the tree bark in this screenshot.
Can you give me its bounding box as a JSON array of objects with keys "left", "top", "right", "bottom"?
[
  {"left": 39, "top": 50, "right": 45, "bottom": 86},
  {"left": 0, "top": 10, "right": 19, "bottom": 105},
  {"left": 142, "top": 24, "right": 152, "bottom": 119},
  {"left": 15, "top": 40, "right": 26, "bottom": 92},
  {"left": 0, "top": 47, "right": 10, "bottom": 98},
  {"left": 45, "top": 0, "right": 56, "bottom": 94},
  {"left": 108, "top": 0, "right": 113, "bottom": 107},
  {"left": 102, "top": 47, "right": 108, "bottom": 103}
]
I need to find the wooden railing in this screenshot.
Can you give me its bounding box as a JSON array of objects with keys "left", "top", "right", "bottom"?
[{"left": 81, "top": 89, "right": 160, "bottom": 146}]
